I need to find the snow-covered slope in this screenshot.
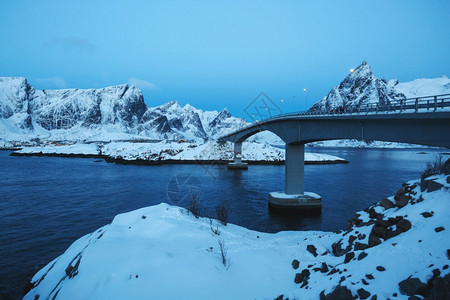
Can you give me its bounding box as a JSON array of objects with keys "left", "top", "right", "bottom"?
[
  {"left": 23, "top": 173, "right": 450, "bottom": 299},
  {"left": 394, "top": 76, "right": 450, "bottom": 98}
]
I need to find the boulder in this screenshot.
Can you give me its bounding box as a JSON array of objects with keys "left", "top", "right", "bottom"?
[
  {"left": 421, "top": 178, "right": 444, "bottom": 192},
  {"left": 397, "top": 219, "right": 412, "bottom": 232},
  {"left": 442, "top": 159, "right": 450, "bottom": 175},
  {"left": 372, "top": 225, "right": 387, "bottom": 239},
  {"left": 307, "top": 244, "right": 318, "bottom": 257},
  {"left": 325, "top": 285, "right": 354, "bottom": 300},
  {"left": 421, "top": 212, "right": 433, "bottom": 218},
  {"left": 379, "top": 198, "right": 395, "bottom": 210},
  {"left": 292, "top": 259, "right": 300, "bottom": 270},
  {"left": 357, "top": 288, "right": 371, "bottom": 299},
  {"left": 358, "top": 252, "right": 368, "bottom": 260},
  {"left": 398, "top": 277, "right": 427, "bottom": 296},
  {"left": 344, "top": 252, "right": 355, "bottom": 263},
  {"left": 428, "top": 273, "right": 450, "bottom": 300},
  {"left": 368, "top": 233, "right": 381, "bottom": 246},
  {"left": 435, "top": 226, "right": 445, "bottom": 232},
  {"left": 354, "top": 242, "right": 369, "bottom": 251},
  {"left": 376, "top": 266, "right": 386, "bottom": 272}
]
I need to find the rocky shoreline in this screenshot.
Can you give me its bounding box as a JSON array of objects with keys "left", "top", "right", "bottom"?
[{"left": 8, "top": 151, "right": 349, "bottom": 166}]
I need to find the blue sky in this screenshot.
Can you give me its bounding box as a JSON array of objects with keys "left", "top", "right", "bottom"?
[{"left": 1, "top": 0, "right": 449, "bottom": 118}]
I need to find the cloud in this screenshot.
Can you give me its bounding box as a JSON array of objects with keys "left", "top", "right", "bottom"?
[
  {"left": 33, "top": 77, "right": 67, "bottom": 89},
  {"left": 44, "top": 37, "right": 96, "bottom": 53},
  {"left": 127, "top": 78, "right": 160, "bottom": 91}
]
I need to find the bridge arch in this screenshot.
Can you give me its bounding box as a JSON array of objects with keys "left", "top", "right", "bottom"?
[{"left": 219, "top": 95, "right": 450, "bottom": 211}]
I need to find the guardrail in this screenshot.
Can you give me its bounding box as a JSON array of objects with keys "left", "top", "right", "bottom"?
[{"left": 219, "top": 94, "right": 450, "bottom": 139}]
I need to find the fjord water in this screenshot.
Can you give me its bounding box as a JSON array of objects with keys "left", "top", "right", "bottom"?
[{"left": 0, "top": 149, "right": 444, "bottom": 299}]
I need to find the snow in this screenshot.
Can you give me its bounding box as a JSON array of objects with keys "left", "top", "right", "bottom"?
[
  {"left": 395, "top": 76, "right": 450, "bottom": 98},
  {"left": 24, "top": 174, "right": 450, "bottom": 299},
  {"left": 14, "top": 141, "right": 347, "bottom": 163}
]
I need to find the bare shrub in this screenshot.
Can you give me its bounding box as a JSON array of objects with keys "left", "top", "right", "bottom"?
[
  {"left": 218, "top": 240, "right": 231, "bottom": 269},
  {"left": 215, "top": 200, "right": 232, "bottom": 226},
  {"left": 209, "top": 218, "right": 220, "bottom": 235},
  {"left": 188, "top": 192, "right": 202, "bottom": 218},
  {"left": 422, "top": 154, "right": 445, "bottom": 179}
]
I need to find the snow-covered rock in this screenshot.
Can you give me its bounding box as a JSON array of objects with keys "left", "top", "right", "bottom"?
[
  {"left": 309, "top": 61, "right": 449, "bottom": 114},
  {"left": 310, "top": 61, "right": 407, "bottom": 113},
  {"left": 23, "top": 174, "right": 450, "bottom": 299}
]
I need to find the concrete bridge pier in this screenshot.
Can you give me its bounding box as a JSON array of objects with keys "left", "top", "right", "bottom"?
[
  {"left": 269, "top": 143, "right": 322, "bottom": 211},
  {"left": 227, "top": 142, "right": 248, "bottom": 170}
]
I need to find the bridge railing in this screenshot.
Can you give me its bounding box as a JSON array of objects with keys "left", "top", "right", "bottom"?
[{"left": 219, "top": 94, "right": 450, "bottom": 139}]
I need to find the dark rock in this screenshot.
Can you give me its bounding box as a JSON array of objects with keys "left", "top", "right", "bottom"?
[
  {"left": 320, "top": 290, "right": 326, "bottom": 300},
  {"left": 274, "top": 295, "right": 283, "bottom": 300},
  {"left": 328, "top": 268, "right": 338, "bottom": 275},
  {"left": 428, "top": 273, "right": 450, "bottom": 300},
  {"left": 320, "top": 262, "right": 329, "bottom": 273},
  {"left": 300, "top": 280, "right": 308, "bottom": 288},
  {"left": 344, "top": 252, "right": 355, "bottom": 263},
  {"left": 358, "top": 252, "right": 368, "bottom": 260},
  {"left": 368, "top": 233, "right": 381, "bottom": 246},
  {"left": 421, "top": 178, "right": 444, "bottom": 192},
  {"left": 292, "top": 259, "right": 300, "bottom": 270},
  {"left": 366, "top": 274, "right": 374, "bottom": 280},
  {"left": 393, "top": 292, "right": 398, "bottom": 297},
  {"left": 294, "top": 273, "right": 304, "bottom": 284},
  {"left": 375, "top": 218, "right": 389, "bottom": 228},
  {"left": 376, "top": 266, "right": 386, "bottom": 272},
  {"left": 299, "top": 268, "right": 310, "bottom": 280},
  {"left": 357, "top": 233, "right": 366, "bottom": 240},
  {"left": 447, "top": 249, "right": 450, "bottom": 259},
  {"left": 398, "top": 277, "right": 427, "bottom": 296},
  {"left": 339, "top": 276, "right": 345, "bottom": 283},
  {"left": 395, "top": 195, "right": 409, "bottom": 208},
  {"left": 394, "top": 187, "right": 411, "bottom": 207},
  {"left": 397, "top": 219, "right": 412, "bottom": 232},
  {"left": 370, "top": 295, "right": 377, "bottom": 300},
  {"left": 444, "top": 265, "right": 449, "bottom": 270},
  {"left": 325, "top": 285, "right": 354, "bottom": 300},
  {"left": 368, "top": 208, "right": 378, "bottom": 219},
  {"left": 379, "top": 198, "right": 395, "bottom": 210},
  {"left": 141, "top": 215, "right": 146, "bottom": 219},
  {"left": 354, "top": 242, "right": 369, "bottom": 251},
  {"left": 348, "top": 235, "right": 357, "bottom": 245},
  {"left": 432, "top": 269, "right": 441, "bottom": 277},
  {"left": 435, "top": 226, "right": 445, "bottom": 232},
  {"left": 372, "top": 225, "right": 387, "bottom": 239},
  {"left": 361, "top": 278, "right": 369, "bottom": 285},
  {"left": 357, "top": 288, "right": 371, "bottom": 299},
  {"left": 385, "top": 229, "right": 400, "bottom": 239},
  {"left": 307, "top": 244, "right": 318, "bottom": 257},
  {"left": 444, "top": 159, "right": 450, "bottom": 175},
  {"left": 408, "top": 296, "right": 422, "bottom": 300},
  {"left": 421, "top": 212, "right": 433, "bottom": 218}
]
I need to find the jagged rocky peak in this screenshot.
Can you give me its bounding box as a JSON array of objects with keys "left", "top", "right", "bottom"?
[
  {"left": 0, "top": 77, "right": 33, "bottom": 118},
  {"left": 309, "top": 61, "right": 406, "bottom": 112},
  {"left": 30, "top": 83, "right": 147, "bottom": 130}
]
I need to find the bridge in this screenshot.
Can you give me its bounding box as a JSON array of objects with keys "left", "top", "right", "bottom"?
[{"left": 218, "top": 94, "right": 450, "bottom": 210}]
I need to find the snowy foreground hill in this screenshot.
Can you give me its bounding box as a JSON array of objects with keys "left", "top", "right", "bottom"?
[{"left": 24, "top": 171, "right": 450, "bottom": 299}]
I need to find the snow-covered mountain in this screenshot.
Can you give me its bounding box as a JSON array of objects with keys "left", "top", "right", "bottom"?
[
  {"left": 0, "top": 77, "right": 246, "bottom": 143},
  {"left": 309, "top": 61, "right": 450, "bottom": 113}
]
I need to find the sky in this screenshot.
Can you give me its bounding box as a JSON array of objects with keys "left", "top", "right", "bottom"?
[{"left": 1, "top": 0, "right": 449, "bottom": 118}]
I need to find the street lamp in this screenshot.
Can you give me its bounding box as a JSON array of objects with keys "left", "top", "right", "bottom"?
[{"left": 303, "top": 88, "right": 308, "bottom": 110}]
